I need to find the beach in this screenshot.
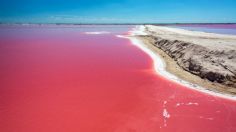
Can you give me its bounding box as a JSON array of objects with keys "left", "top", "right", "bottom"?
[{"left": 131, "top": 25, "right": 236, "bottom": 97}]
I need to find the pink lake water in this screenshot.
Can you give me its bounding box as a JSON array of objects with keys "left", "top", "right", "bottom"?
[{"left": 0, "top": 25, "right": 236, "bottom": 132}]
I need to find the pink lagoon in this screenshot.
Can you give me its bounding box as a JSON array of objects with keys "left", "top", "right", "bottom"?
[{"left": 0, "top": 25, "right": 236, "bottom": 132}]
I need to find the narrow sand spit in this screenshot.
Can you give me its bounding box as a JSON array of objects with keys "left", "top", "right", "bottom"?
[
  {"left": 84, "top": 31, "right": 110, "bottom": 35},
  {"left": 117, "top": 25, "right": 236, "bottom": 100}
]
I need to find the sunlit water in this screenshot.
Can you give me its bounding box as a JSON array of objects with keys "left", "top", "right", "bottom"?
[
  {"left": 0, "top": 25, "right": 236, "bottom": 132},
  {"left": 169, "top": 24, "right": 236, "bottom": 35}
]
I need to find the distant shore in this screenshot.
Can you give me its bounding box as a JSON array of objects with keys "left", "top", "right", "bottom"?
[
  {"left": 1, "top": 23, "right": 236, "bottom": 26},
  {"left": 130, "top": 25, "right": 236, "bottom": 98}
]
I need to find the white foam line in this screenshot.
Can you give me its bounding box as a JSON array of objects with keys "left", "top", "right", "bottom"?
[
  {"left": 84, "top": 31, "right": 110, "bottom": 35},
  {"left": 117, "top": 25, "right": 236, "bottom": 101}
]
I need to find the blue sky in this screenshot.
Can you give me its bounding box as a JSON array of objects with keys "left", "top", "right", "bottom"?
[{"left": 0, "top": 0, "right": 236, "bottom": 23}]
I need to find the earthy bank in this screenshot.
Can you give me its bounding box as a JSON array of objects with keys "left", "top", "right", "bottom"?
[{"left": 136, "top": 25, "right": 236, "bottom": 95}]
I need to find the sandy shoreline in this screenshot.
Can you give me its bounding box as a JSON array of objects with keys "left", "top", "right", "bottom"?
[{"left": 124, "top": 25, "right": 236, "bottom": 100}]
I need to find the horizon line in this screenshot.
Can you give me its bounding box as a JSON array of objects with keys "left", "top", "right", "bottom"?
[{"left": 1, "top": 22, "right": 236, "bottom": 25}]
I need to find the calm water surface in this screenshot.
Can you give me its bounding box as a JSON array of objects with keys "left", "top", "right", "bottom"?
[
  {"left": 170, "top": 24, "right": 236, "bottom": 35},
  {"left": 0, "top": 25, "right": 236, "bottom": 132}
]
